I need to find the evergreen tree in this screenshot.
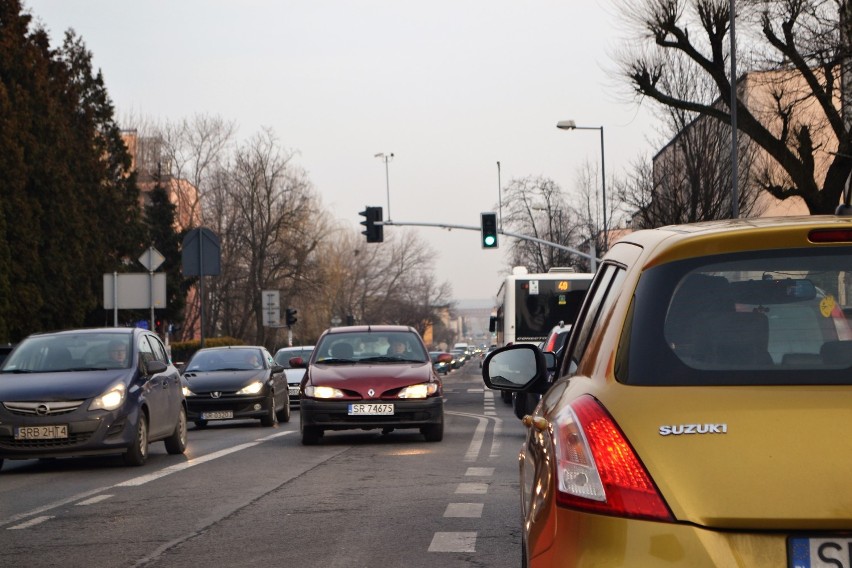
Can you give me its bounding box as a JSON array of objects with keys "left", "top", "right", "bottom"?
[
  {"left": 0, "top": 0, "right": 143, "bottom": 340},
  {"left": 144, "top": 180, "right": 186, "bottom": 332}
]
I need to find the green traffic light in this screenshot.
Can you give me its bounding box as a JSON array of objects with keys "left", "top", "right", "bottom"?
[{"left": 484, "top": 235, "right": 496, "bottom": 247}]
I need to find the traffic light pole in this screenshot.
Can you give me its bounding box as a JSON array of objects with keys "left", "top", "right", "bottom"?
[{"left": 376, "top": 220, "right": 601, "bottom": 264}]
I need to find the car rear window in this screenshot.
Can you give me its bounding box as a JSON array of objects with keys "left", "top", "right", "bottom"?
[{"left": 618, "top": 247, "right": 852, "bottom": 386}]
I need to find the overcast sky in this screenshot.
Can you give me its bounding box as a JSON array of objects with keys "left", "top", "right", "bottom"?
[{"left": 25, "top": 0, "right": 660, "bottom": 303}]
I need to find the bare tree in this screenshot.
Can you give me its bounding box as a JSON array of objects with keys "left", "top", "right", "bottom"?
[
  {"left": 618, "top": 0, "right": 852, "bottom": 213},
  {"left": 501, "top": 175, "right": 590, "bottom": 272},
  {"left": 202, "top": 128, "right": 326, "bottom": 346}
]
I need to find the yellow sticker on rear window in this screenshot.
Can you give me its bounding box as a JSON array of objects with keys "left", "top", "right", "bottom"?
[{"left": 820, "top": 294, "right": 836, "bottom": 318}]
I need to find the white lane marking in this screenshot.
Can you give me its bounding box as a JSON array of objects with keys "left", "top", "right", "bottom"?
[
  {"left": 455, "top": 483, "right": 488, "bottom": 494},
  {"left": 428, "top": 532, "right": 477, "bottom": 552},
  {"left": 116, "top": 431, "right": 293, "bottom": 487},
  {"left": 465, "top": 467, "right": 494, "bottom": 476},
  {"left": 0, "top": 430, "right": 294, "bottom": 527},
  {"left": 76, "top": 495, "right": 114, "bottom": 506},
  {"left": 446, "top": 411, "right": 503, "bottom": 463},
  {"left": 7, "top": 516, "right": 53, "bottom": 530},
  {"left": 490, "top": 418, "right": 503, "bottom": 458},
  {"left": 444, "top": 503, "right": 483, "bottom": 518},
  {"left": 467, "top": 388, "right": 485, "bottom": 393}
]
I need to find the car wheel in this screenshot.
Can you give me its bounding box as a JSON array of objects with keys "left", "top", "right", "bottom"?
[
  {"left": 0, "top": 458, "right": 4, "bottom": 472},
  {"left": 501, "top": 389, "right": 513, "bottom": 404},
  {"left": 164, "top": 406, "right": 188, "bottom": 455},
  {"left": 261, "top": 392, "right": 278, "bottom": 427},
  {"left": 194, "top": 419, "right": 208, "bottom": 429},
  {"left": 276, "top": 391, "right": 291, "bottom": 423},
  {"left": 124, "top": 413, "right": 149, "bottom": 466},
  {"left": 421, "top": 418, "right": 444, "bottom": 442},
  {"left": 302, "top": 425, "right": 322, "bottom": 445}
]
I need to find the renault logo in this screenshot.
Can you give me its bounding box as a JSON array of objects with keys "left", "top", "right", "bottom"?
[
  {"left": 211, "top": 392, "right": 222, "bottom": 399},
  {"left": 367, "top": 388, "right": 375, "bottom": 398}
]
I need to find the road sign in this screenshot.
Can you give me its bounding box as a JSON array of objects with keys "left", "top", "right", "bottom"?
[
  {"left": 138, "top": 247, "right": 165, "bottom": 271},
  {"left": 182, "top": 227, "right": 221, "bottom": 276},
  {"left": 262, "top": 290, "right": 280, "bottom": 326},
  {"left": 103, "top": 273, "right": 167, "bottom": 309}
]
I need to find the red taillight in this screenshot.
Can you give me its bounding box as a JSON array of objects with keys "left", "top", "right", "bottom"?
[
  {"left": 553, "top": 395, "right": 673, "bottom": 521},
  {"left": 809, "top": 229, "right": 852, "bottom": 243}
]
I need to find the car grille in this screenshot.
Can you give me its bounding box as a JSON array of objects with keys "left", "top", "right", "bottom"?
[{"left": 3, "top": 401, "right": 84, "bottom": 416}]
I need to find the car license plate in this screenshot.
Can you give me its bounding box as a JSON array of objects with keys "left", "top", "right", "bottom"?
[
  {"left": 201, "top": 410, "right": 233, "bottom": 420},
  {"left": 348, "top": 403, "right": 394, "bottom": 415},
  {"left": 15, "top": 425, "right": 69, "bottom": 440},
  {"left": 288, "top": 387, "right": 299, "bottom": 396},
  {"left": 789, "top": 536, "right": 852, "bottom": 567}
]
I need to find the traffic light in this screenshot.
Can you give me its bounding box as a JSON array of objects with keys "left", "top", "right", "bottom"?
[
  {"left": 359, "top": 206, "right": 384, "bottom": 243},
  {"left": 285, "top": 308, "right": 298, "bottom": 327},
  {"left": 480, "top": 212, "right": 499, "bottom": 249}
]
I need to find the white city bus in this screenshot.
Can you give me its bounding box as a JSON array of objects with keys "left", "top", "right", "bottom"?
[{"left": 490, "top": 267, "right": 594, "bottom": 348}]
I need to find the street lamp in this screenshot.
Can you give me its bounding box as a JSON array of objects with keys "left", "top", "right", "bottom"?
[
  {"left": 374, "top": 152, "right": 394, "bottom": 221},
  {"left": 556, "top": 120, "right": 607, "bottom": 251}
]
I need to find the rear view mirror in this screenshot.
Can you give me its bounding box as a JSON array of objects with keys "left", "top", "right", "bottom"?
[{"left": 731, "top": 278, "right": 817, "bottom": 304}]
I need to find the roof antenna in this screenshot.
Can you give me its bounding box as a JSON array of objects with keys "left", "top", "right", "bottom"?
[{"left": 836, "top": 171, "right": 852, "bottom": 215}]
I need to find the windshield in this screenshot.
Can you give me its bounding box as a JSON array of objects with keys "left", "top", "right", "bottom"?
[
  {"left": 620, "top": 247, "right": 852, "bottom": 385},
  {"left": 186, "top": 349, "right": 266, "bottom": 372},
  {"left": 314, "top": 332, "right": 429, "bottom": 364},
  {"left": 274, "top": 347, "right": 314, "bottom": 368},
  {"left": 1, "top": 332, "right": 132, "bottom": 372}
]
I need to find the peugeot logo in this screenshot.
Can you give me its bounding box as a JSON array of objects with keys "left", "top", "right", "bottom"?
[
  {"left": 210, "top": 392, "right": 222, "bottom": 399},
  {"left": 36, "top": 403, "right": 50, "bottom": 416},
  {"left": 367, "top": 388, "right": 375, "bottom": 398}
]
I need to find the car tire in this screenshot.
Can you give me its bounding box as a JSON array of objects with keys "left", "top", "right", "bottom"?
[
  {"left": 194, "top": 419, "right": 208, "bottom": 429},
  {"left": 421, "top": 419, "right": 444, "bottom": 442},
  {"left": 501, "top": 389, "right": 512, "bottom": 404},
  {"left": 164, "top": 406, "right": 188, "bottom": 455},
  {"left": 302, "top": 426, "right": 322, "bottom": 445},
  {"left": 261, "top": 392, "right": 278, "bottom": 427},
  {"left": 0, "top": 458, "right": 4, "bottom": 472},
  {"left": 276, "top": 391, "right": 291, "bottom": 423},
  {"left": 124, "top": 413, "right": 149, "bottom": 466}
]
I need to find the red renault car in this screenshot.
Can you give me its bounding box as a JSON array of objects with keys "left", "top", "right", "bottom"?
[{"left": 293, "top": 325, "right": 447, "bottom": 445}]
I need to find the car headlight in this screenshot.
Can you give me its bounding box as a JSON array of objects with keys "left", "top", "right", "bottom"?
[
  {"left": 398, "top": 383, "right": 439, "bottom": 399},
  {"left": 89, "top": 382, "right": 127, "bottom": 411},
  {"left": 304, "top": 385, "right": 344, "bottom": 399},
  {"left": 182, "top": 386, "right": 195, "bottom": 397},
  {"left": 236, "top": 381, "right": 264, "bottom": 395}
]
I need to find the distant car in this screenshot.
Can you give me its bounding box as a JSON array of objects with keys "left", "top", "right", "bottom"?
[
  {"left": 429, "top": 351, "right": 453, "bottom": 375},
  {"left": 181, "top": 346, "right": 289, "bottom": 428},
  {"left": 0, "top": 327, "right": 187, "bottom": 470},
  {"left": 274, "top": 345, "right": 315, "bottom": 406},
  {"left": 296, "top": 325, "right": 444, "bottom": 445},
  {"left": 483, "top": 215, "right": 852, "bottom": 567}
]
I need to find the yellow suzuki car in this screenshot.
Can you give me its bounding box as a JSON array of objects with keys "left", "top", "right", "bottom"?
[{"left": 482, "top": 216, "right": 852, "bottom": 567}]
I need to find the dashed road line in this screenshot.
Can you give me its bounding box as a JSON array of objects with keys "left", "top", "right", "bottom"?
[
  {"left": 428, "top": 532, "right": 477, "bottom": 553},
  {"left": 444, "top": 503, "right": 484, "bottom": 518},
  {"left": 8, "top": 516, "right": 53, "bottom": 530},
  {"left": 76, "top": 495, "right": 114, "bottom": 506},
  {"left": 456, "top": 482, "right": 488, "bottom": 494}
]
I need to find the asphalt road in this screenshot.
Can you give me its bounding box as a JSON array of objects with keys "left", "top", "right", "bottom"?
[{"left": 0, "top": 359, "right": 528, "bottom": 568}]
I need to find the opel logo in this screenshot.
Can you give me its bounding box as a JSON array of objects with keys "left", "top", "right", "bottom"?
[
  {"left": 367, "top": 388, "right": 375, "bottom": 398},
  {"left": 211, "top": 392, "right": 222, "bottom": 399},
  {"left": 36, "top": 403, "right": 50, "bottom": 416}
]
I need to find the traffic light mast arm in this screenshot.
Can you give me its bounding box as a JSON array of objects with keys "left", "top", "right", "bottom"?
[{"left": 379, "top": 220, "right": 602, "bottom": 262}]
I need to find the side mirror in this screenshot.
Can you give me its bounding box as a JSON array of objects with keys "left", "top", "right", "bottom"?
[
  {"left": 146, "top": 360, "right": 168, "bottom": 375},
  {"left": 437, "top": 353, "right": 453, "bottom": 364},
  {"left": 482, "top": 344, "right": 549, "bottom": 391},
  {"left": 271, "top": 364, "right": 285, "bottom": 374}
]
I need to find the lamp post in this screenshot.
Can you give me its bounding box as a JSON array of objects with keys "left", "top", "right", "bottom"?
[
  {"left": 556, "top": 120, "right": 607, "bottom": 251},
  {"left": 374, "top": 152, "right": 394, "bottom": 221}
]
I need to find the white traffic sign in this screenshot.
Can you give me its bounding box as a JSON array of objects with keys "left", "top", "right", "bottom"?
[{"left": 139, "top": 247, "right": 165, "bottom": 271}]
